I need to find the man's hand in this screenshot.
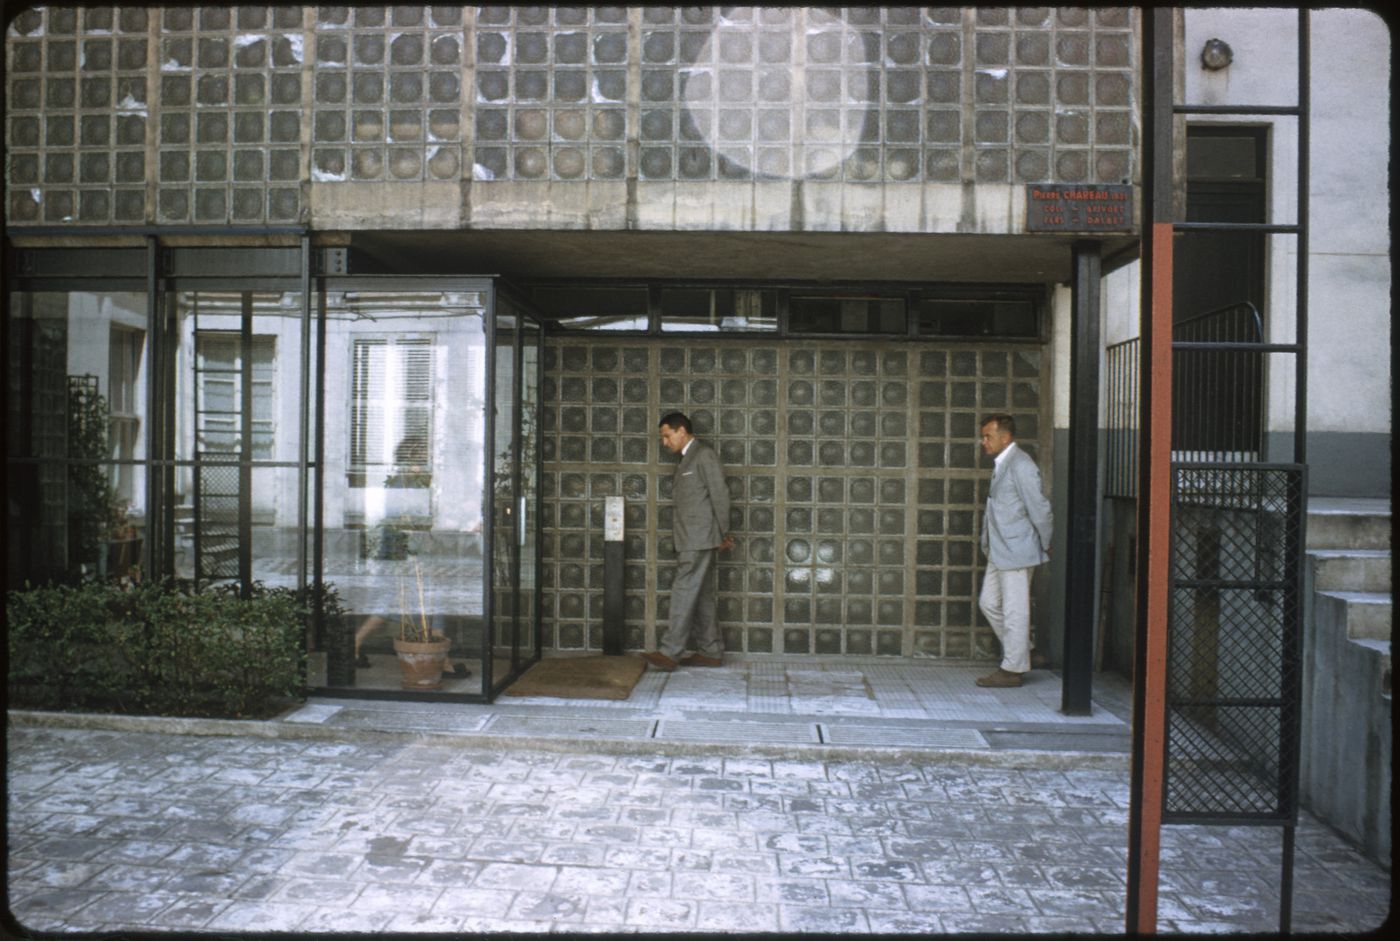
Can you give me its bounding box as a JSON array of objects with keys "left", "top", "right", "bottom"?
[{"left": 720, "top": 536, "right": 735, "bottom": 552}]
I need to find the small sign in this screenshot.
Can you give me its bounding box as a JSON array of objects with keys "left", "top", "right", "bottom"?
[
  {"left": 604, "top": 496, "right": 624, "bottom": 541},
  {"left": 1025, "top": 184, "right": 1134, "bottom": 232}
]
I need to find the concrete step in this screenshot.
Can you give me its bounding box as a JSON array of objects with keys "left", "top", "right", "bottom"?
[
  {"left": 1307, "top": 500, "right": 1391, "bottom": 551},
  {"left": 1350, "top": 637, "right": 1392, "bottom": 698},
  {"left": 1317, "top": 590, "right": 1392, "bottom": 642},
  {"left": 1310, "top": 549, "right": 1392, "bottom": 593}
]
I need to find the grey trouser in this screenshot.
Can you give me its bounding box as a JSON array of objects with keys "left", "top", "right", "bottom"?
[{"left": 659, "top": 548, "right": 721, "bottom": 659}]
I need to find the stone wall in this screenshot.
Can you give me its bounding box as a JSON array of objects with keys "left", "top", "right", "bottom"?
[{"left": 6, "top": 6, "right": 1139, "bottom": 232}]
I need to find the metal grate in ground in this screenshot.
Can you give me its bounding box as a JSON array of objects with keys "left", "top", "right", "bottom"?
[
  {"left": 483, "top": 714, "right": 655, "bottom": 739},
  {"left": 819, "top": 724, "right": 990, "bottom": 749},
  {"left": 655, "top": 719, "right": 821, "bottom": 744}
]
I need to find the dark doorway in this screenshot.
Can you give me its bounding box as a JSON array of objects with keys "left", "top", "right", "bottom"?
[{"left": 1172, "top": 126, "right": 1268, "bottom": 458}]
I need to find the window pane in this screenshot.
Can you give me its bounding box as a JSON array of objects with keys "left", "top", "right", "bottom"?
[
  {"left": 659, "top": 288, "right": 777, "bottom": 332},
  {"left": 788, "top": 296, "right": 905, "bottom": 335},
  {"left": 915, "top": 297, "right": 1038, "bottom": 338},
  {"left": 530, "top": 286, "right": 649, "bottom": 331}
]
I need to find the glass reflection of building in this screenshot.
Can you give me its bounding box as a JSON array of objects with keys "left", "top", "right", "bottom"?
[{"left": 6, "top": 256, "right": 543, "bottom": 702}]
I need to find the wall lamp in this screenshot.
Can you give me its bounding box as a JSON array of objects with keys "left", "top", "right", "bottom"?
[{"left": 1200, "top": 38, "right": 1234, "bottom": 71}]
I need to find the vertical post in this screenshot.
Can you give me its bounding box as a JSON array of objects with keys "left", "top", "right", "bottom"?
[
  {"left": 1127, "top": 6, "right": 1175, "bottom": 934},
  {"left": 603, "top": 495, "right": 626, "bottom": 655},
  {"left": 238, "top": 293, "right": 254, "bottom": 597},
  {"left": 142, "top": 236, "right": 159, "bottom": 580},
  {"left": 1062, "top": 240, "right": 1101, "bottom": 715}
]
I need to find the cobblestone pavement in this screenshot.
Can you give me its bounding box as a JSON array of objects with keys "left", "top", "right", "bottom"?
[{"left": 6, "top": 724, "right": 1390, "bottom": 935}]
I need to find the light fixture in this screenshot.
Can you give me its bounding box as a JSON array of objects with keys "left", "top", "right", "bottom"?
[{"left": 1201, "top": 38, "right": 1233, "bottom": 71}]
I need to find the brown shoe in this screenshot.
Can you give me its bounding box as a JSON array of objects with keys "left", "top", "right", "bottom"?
[
  {"left": 976, "top": 668, "right": 1024, "bottom": 688},
  {"left": 640, "top": 651, "right": 678, "bottom": 672},
  {"left": 679, "top": 653, "right": 723, "bottom": 667}
]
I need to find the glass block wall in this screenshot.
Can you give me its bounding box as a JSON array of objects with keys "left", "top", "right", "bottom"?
[
  {"left": 538, "top": 338, "right": 1049, "bottom": 658},
  {"left": 7, "top": 6, "right": 1137, "bottom": 225}
]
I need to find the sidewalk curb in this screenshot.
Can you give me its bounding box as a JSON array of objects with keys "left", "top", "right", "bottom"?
[{"left": 7, "top": 707, "right": 1129, "bottom": 770}]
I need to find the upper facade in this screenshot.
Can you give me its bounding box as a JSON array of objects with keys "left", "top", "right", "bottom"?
[{"left": 6, "top": 6, "right": 1139, "bottom": 235}]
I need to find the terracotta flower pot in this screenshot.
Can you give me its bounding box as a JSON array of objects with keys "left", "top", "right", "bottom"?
[{"left": 393, "top": 632, "right": 451, "bottom": 690}]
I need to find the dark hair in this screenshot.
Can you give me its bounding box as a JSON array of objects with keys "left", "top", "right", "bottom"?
[
  {"left": 659, "top": 411, "right": 693, "bottom": 433},
  {"left": 981, "top": 413, "right": 1016, "bottom": 437}
]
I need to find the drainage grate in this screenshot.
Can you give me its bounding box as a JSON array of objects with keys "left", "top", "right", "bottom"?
[
  {"left": 819, "top": 725, "right": 990, "bottom": 749},
  {"left": 330, "top": 709, "right": 492, "bottom": 733},
  {"left": 655, "top": 720, "right": 821, "bottom": 744},
  {"left": 484, "top": 714, "right": 654, "bottom": 739}
]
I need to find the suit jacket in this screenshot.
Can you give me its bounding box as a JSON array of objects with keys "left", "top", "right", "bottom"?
[
  {"left": 672, "top": 439, "right": 730, "bottom": 551},
  {"left": 980, "top": 442, "right": 1053, "bottom": 569}
]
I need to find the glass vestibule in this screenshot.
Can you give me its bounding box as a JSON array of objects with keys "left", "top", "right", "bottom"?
[{"left": 4, "top": 250, "right": 542, "bottom": 703}]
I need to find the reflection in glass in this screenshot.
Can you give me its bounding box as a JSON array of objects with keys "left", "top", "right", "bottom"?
[
  {"left": 659, "top": 288, "right": 777, "bottom": 332},
  {"left": 308, "top": 291, "right": 487, "bottom": 693},
  {"left": 518, "top": 315, "right": 541, "bottom": 666},
  {"left": 490, "top": 306, "right": 518, "bottom": 693},
  {"left": 5, "top": 291, "right": 149, "bottom": 586},
  {"left": 170, "top": 291, "right": 304, "bottom": 588},
  {"left": 530, "top": 285, "right": 649, "bottom": 331}
]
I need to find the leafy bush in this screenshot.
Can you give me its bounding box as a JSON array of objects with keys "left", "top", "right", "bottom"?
[{"left": 6, "top": 579, "right": 314, "bottom": 718}]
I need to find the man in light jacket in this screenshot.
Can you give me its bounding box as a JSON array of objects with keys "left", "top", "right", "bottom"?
[
  {"left": 975, "top": 414, "right": 1053, "bottom": 688},
  {"left": 641, "top": 412, "right": 734, "bottom": 672}
]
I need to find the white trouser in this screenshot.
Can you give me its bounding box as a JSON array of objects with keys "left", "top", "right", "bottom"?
[{"left": 978, "top": 562, "right": 1033, "bottom": 674}]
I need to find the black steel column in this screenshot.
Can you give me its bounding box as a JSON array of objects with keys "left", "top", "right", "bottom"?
[
  {"left": 1062, "top": 239, "right": 1101, "bottom": 715},
  {"left": 238, "top": 293, "right": 254, "bottom": 596}
]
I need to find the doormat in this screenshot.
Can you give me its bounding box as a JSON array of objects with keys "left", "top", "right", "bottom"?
[{"left": 503, "top": 655, "right": 646, "bottom": 701}]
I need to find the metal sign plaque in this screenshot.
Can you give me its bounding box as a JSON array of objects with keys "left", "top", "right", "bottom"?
[{"left": 1025, "top": 184, "right": 1134, "bottom": 232}]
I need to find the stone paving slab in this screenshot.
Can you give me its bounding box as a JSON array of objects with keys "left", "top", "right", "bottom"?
[{"left": 6, "top": 724, "right": 1392, "bottom": 936}]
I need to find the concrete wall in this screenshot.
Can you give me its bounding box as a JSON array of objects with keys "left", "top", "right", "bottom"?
[{"left": 1183, "top": 8, "right": 1391, "bottom": 496}]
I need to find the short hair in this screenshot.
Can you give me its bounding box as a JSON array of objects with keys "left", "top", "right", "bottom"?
[
  {"left": 981, "top": 413, "right": 1016, "bottom": 437},
  {"left": 659, "top": 411, "right": 693, "bottom": 434}
]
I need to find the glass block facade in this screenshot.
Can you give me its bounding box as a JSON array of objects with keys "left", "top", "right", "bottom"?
[
  {"left": 539, "top": 338, "right": 1048, "bottom": 658},
  {"left": 6, "top": 6, "right": 1138, "bottom": 225},
  {"left": 311, "top": 5, "right": 465, "bottom": 185}
]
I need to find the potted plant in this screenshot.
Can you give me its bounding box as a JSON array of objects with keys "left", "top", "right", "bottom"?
[
  {"left": 391, "top": 560, "right": 451, "bottom": 689},
  {"left": 101, "top": 500, "right": 142, "bottom": 581}
]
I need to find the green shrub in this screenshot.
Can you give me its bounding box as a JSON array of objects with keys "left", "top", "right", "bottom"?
[{"left": 6, "top": 579, "right": 313, "bottom": 718}]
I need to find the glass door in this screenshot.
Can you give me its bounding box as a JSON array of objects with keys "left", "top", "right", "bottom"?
[
  {"left": 517, "top": 312, "right": 542, "bottom": 669},
  {"left": 488, "top": 303, "right": 518, "bottom": 695},
  {"left": 311, "top": 287, "right": 488, "bottom": 695}
]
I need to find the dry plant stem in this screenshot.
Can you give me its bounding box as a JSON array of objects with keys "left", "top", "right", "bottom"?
[{"left": 414, "top": 559, "right": 430, "bottom": 641}]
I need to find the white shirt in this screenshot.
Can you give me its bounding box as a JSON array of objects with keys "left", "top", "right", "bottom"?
[
  {"left": 994, "top": 440, "right": 1019, "bottom": 470},
  {"left": 681, "top": 438, "right": 694, "bottom": 456}
]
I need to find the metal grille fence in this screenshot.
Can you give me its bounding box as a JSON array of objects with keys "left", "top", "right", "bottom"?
[
  {"left": 1164, "top": 463, "right": 1305, "bottom": 823},
  {"left": 1105, "top": 337, "right": 1139, "bottom": 498}
]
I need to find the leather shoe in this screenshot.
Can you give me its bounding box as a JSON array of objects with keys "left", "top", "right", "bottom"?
[
  {"left": 975, "top": 668, "right": 1024, "bottom": 688},
  {"left": 640, "top": 651, "right": 678, "bottom": 672},
  {"left": 679, "top": 653, "right": 723, "bottom": 667}
]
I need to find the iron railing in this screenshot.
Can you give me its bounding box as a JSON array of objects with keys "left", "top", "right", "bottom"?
[{"left": 1104, "top": 301, "right": 1266, "bottom": 499}]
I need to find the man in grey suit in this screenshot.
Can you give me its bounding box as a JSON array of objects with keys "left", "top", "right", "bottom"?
[
  {"left": 976, "top": 414, "right": 1053, "bottom": 688},
  {"left": 641, "top": 412, "right": 734, "bottom": 672}
]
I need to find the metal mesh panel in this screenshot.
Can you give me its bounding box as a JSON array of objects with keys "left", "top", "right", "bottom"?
[
  {"left": 195, "top": 464, "right": 240, "bottom": 580},
  {"left": 1164, "top": 464, "right": 1304, "bottom": 823}
]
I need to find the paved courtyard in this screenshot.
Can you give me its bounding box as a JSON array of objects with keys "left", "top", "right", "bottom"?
[{"left": 6, "top": 715, "right": 1390, "bottom": 935}]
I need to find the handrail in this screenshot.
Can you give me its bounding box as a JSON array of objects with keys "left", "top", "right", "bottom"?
[{"left": 1173, "top": 300, "right": 1263, "bottom": 342}]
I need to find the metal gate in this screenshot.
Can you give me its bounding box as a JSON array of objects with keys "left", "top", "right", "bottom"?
[{"left": 1166, "top": 463, "right": 1305, "bottom": 822}]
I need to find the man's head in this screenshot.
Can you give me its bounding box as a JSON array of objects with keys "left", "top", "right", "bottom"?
[
  {"left": 979, "top": 413, "right": 1015, "bottom": 458},
  {"left": 659, "top": 411, "right": 694, "bottom": 454}
]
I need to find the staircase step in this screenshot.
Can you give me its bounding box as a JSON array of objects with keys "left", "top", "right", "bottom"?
[
  {"left": 1307, "top": 500, "right": 1391, "bottom": 551},
  {"left": 1349, "top": 637, "right": 1392, "bottom": 698},
  {"left": 1310, "top": 549, "right": 1391, "bottom": 593},
  {"left": 1317, "top": 590, "right": 1393, "bottom": 641}
]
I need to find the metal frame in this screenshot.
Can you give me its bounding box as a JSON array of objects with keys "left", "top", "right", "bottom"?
[{"left": 1130, "top": 9, "right": 1311, "bottom": 934}]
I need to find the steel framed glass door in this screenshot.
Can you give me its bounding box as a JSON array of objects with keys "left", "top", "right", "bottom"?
[{"left": 308, "top": 277, "right": 541, "bottom": 702}]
